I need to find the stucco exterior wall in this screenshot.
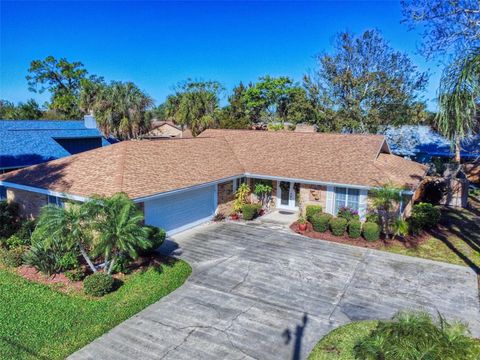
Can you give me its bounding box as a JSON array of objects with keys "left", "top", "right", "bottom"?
[
  {"left": 299, "top": 184, "right": 327, "bottom": 213},
  {"left": 6, "top": 188, "right": 47, "bottom": 219}
]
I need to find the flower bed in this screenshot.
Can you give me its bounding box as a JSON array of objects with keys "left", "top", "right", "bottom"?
[{"left": 290, "top": 221, "right": 431, "bottom": 250}]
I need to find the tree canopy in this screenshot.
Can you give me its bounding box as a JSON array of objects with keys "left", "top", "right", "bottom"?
[{"left": 305, "top": 30, "right": 429, "bottom": 133}]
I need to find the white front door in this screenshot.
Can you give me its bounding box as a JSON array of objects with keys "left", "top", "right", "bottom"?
[{"left": 277, "top": 181, "right": 299, "bottom": 210}]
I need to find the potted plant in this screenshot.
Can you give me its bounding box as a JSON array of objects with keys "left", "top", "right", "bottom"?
[
  {"left": 230, "top": 212, "right": 239, "bottom": 220},
  {"left": 298, "top": 216, "right": 307, "bottom": 231}
]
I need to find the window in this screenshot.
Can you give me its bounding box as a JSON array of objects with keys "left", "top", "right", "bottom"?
[
  {"left": 0, "top": 186, "right": 6, "bottom": 200},
  {"left": 48, "top": 195, "right": 65, "bottom": 207},
  {"left": 334, "top": 187, "right": 360, "bottom": 214},
  {"left": 233, "top": 177, "right": 247, "bottom": 192}
]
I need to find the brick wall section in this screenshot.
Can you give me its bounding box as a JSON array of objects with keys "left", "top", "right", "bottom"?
[
  {"left": 299, "top": 184, "right": 326, "bottom": 213},
  {"left": 217, "top": 180, "right": 235, "bottom": 215},
  {"left": 7, "top": 188, "right": 47, "bottom": 219}
]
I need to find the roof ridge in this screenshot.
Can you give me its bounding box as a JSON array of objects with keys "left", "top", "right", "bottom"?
[
  {"left": 217, "top": 134, "right": 247, "bottom": 173},
  {"left": 202, "top": 128, "right": 385, "bottom": 138}
]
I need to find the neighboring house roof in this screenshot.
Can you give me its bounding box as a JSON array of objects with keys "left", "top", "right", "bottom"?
[
  {"left": 0, "top": 130, "right": 427, "bottom": 200},
  {"left": 383, "top": 125, "right": 480, "bottom": 159},
  {"left": 0, "top": 120, "right": 111, "bottom": 169},
  {"left": 151, "top": 121, "right": 182, "bottom": 131}
]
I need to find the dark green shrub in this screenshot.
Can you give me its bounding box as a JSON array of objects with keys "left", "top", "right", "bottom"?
[
  {"left": 15, "top": 219, "right": 36, "bottom": 244},
  {"left": 337, "top": 207, "right": 359, "bottom": 222},
  {"left": 365, "top": 211, "right": 381, "bottom": 225},
  {"left": 354, "top": 311, "right": 480, "bottom": 360},
  {"left": 142, "top": 226, "right": 166, "bottom": 253},
  {"left": 329, "top": 217, "right": 348, "bottom": 236},
  {"left": 0, "top": 201, "right": 20, "bottom": 239},
  {"left": 65, "top": 269, "right": 85, "bottom": 282},
  {"left": 83, "top": 272, "right": 114, "bottom": 297},
  {"left": 111, "top": 253, "right": 133, "bottom": 274},
  {"left": 58, "top": 252, "right": 80, "bottom": 271},
  {"left": 0, "top": 246, "right": 27, "bottom": 267},
  {"left": 241, "top": 204, "right": 259, "bottom": 220},
  {"left": 311, "top": 213, "right": 332, "bottom": 232},
  {"left": 348, "top": 220, "right": 362, "bottom": 239},
  {"left": 410, "top": 202, "right": 441, "bottom": 234},
  {"left": 363, "top": 222, "right": 380, "bottom": 242},
  {"left": 305, "top": 205, "right": 323, "bottom": 222}
]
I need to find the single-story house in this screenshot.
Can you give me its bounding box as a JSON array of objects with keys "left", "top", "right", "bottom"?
[
  {"left": 0, "top": 129, "right": 427, "bottom": 235},
  {"left": 142, "top": 120, "right": 192, "bottom": 139},
  {"left": 0, "top": 115, "right": 113, "bottom": 173}
]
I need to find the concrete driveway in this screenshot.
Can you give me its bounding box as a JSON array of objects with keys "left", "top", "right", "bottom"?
[{"left": 70, "top": 222, "right": 480, "bottom": 360}]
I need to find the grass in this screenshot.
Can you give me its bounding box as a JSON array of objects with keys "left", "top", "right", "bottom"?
[
  {"left": 380, "top": 196, "right": 480, "bottom": 272},
  {"left": 308, "top": 321, "right": 377, "bottom": 360},
  {"left": 0, "top": 259, "right": 192, "bottom": 360}
]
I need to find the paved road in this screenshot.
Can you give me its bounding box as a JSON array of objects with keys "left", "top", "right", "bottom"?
[{"left": 70, "top": 222, "right": 480, "bottom": 360}]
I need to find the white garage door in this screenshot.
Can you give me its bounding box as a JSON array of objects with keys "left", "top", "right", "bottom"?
[{"left": 144, "top": 185, "right": 216, "bottom": 235}]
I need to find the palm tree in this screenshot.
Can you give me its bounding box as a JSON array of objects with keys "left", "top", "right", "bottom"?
[
  {"left": 87, "top": 193, "right": 149, "bottom": 274},
  {"left": 34, "top": 203, "right": 97, "bottom": 273},
  {"left": 437, "top": 48, "right": 480, "bottom": 163},
  {"left": 370, "top": 183, "right": 402, "bottom": 239}
]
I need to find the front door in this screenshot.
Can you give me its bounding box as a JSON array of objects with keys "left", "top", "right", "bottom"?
[{"left": 277, "top": 181, "right": 299, "bottom": 210}]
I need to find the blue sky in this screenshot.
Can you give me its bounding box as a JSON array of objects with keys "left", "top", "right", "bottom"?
[{"left": 0, "top": 1, "right": 442, "bottom": 110}]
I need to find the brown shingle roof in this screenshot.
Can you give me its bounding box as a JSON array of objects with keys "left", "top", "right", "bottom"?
[
  {"left": 0, "top": 129, "right": 427, "bottom": 199},
  {"left": 0, "top": 138, "right": 245, "bottom": 199},
  {"left": 199, "top": 129, "right": 427, "bottom": 189}
]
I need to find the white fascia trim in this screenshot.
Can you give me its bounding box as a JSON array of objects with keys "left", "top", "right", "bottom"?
[
  {"left": 133, "top": 174, "right": 244, "bottom": 203},
  {"left": 0, "top": 181, "right": 90, "bottom": 202},
  {"left": 245, "top": 173, "right": 372, "bottom": 190}
]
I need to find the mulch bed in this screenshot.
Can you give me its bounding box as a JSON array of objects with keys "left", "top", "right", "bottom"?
[
  {"left": 11, "top": 253, "right": 174, "bottom": 294},
  {"left": 290, "top": 221, "right": 431, "bottom": 250}
]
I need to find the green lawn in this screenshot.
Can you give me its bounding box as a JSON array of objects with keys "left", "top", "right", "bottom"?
[
  {"left": 381, "top": 196, "right": 480, "bottom": 272},
  {"left": 308, "top": 321, "right": 377, "bottom": 360},
  {"left": 0, "top": 260, "right": 191, "bottom": 360}
]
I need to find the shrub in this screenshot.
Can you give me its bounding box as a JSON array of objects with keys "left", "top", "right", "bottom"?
[
  {"left": 233, "top": 183, "right": 250, "bottom": 212},
  {"left": 305, "top": 205, "right": 323, "bottom": 222},
  {"left": 410, "top": 202, "right": 441, "bottom": 233},
  {"left": 393, "top": 219, "right": 409, "bottom": 238},
  {"left": 111, "top": 253, "right": 133, "bottom": 274},
  {"left": 83, "top": 272, "right": 114, "bottom": 297},
  {"left": 0, "top": 201, "right": 20, "bottom": 239},
  {"left": 64, "top": 269, "right": 85, "bottom": 282},
  {"left": 23, "top": 240, "right": 78, "bottom": 275},
  {"left": 142, "top": 225, "right": 166, "bottom": 253},
  {"left": 15, "top": 219, "right": 36, "bottom": 244},
  {"left": 363, "top": 222, "right": 380, "bottom": 242},
  {"left": 241, "top": 203, "right": 259, "bottom": 220},
  {"left": 337, "top": 206, "right": 359, "bottom": 222},
  {"left": 348, "top": 220, "right": 362, "bottom": 239},
  {"left": 0, "top": 246, "right": 27, "bottom": 267},
  {"left": 6, "top": 235, "right": 26, "bottom": 249},
  {"left": 365, "top": 211, "right": 381, "bottom": 225},
  {"left": 311, "top": 213, "right": 332, "bottom": 232},
  {"left": 354, "top": 311, "right": 480, "bottom": 360},
  {"left": 329, "top": 217, "right": 348, "bottom": 236}
]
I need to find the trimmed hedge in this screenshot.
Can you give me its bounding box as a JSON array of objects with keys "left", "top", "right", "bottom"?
[
  {"left": 306, "top": 205, "right": 323, "bottom": 222},
  {"left": 329, "top": 218, "right": 348, "bottom": 236},
  {"left": 311, "top": 213, "right": 332, "bottom": 232},
  {"left": 242, "top": 203, "right": 261, "bottom": 220},
  {"left": 363, "top": 222, "right": 380, "bottom": 242},
  {"left": 348, "top": 220, "right": 362, "bottom": 239},
  {"left": 83, "top": 272, "right": 114, "bottom": 297}
]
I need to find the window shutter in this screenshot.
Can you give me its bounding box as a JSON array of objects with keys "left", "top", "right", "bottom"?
[
  {"left": 325, "top": 185, "right": 334, "bottom": 214},
  {"left": 359, "top": 189, "right": 368, "bottom": 220}
]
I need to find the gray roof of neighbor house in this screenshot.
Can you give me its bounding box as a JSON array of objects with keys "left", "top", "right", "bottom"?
[{"left": 0, "top": 130, "right": 427, "bottom": 199}]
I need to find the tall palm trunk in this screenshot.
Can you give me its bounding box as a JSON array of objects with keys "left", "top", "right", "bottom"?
[{"left": 454, "top": 137, "right": 461, "bottom": 163}]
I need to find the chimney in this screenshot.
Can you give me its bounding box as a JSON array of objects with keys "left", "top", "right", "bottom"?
[{"left": 84, "top": 115, "right": 97, "bottom": 129}]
